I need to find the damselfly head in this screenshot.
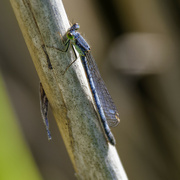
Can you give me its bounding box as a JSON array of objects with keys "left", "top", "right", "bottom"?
[
  {"left": 74, "top": 23, "right": 80, "bottom": 30},
  {"left": 69, "top": 23, "right": 80, "bottom": 32}
]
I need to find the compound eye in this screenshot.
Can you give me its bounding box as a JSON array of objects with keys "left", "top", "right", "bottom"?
[{"left": 67, "top": 32, "right": 74, "bottom": 39}]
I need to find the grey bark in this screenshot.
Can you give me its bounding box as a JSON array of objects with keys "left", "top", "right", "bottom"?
[{"left": 10, "top": 0, "right": 128, "bottom": 179}]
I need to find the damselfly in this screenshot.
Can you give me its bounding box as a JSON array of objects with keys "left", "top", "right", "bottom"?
[{"left": 66, "top": 23, "right": 120, "bottom": 145}]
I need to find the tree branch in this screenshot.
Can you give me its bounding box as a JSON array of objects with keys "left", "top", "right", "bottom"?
[{"left": 10, "top": 0, "right": 128, "bottom": 179}]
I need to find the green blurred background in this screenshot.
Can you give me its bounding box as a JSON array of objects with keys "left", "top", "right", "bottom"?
[
  {"left": 0, "top": 0, "right": 180, "bottom": 179},
  {"left": 0, "top": 77, "right": 42, "bottom": 180}
]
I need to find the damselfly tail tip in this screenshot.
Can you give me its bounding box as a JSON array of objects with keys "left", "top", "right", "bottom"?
[
  {"left": 47, "top": 130, "right": 52, "bottom": 141},
  {"left": 46, "top": 127, "right": 52, "bottom": 141},
  {"left": 108, "top": 133, "right": 116, "bottom": 146}
]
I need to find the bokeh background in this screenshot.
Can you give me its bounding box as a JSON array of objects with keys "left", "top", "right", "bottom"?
[{"left": 1, "top": 0, "right": 180, "bottom": 179}]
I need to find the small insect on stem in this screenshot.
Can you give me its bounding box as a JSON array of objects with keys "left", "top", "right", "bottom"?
[
  {"left": 65, "top": 23, "right": 120, "bottom": 145},
  {"left": 40, "top": 82, "right": 51, "bottom": 140}
]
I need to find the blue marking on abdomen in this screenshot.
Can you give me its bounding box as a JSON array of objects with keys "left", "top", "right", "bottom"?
[{"left": 81, "top": 56, "right": 116, "bottom": 145}]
